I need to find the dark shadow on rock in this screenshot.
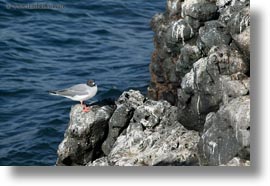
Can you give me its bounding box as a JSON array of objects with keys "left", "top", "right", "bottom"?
[{"left": 87, "top": 98, "right": 116, "bottom": 107}]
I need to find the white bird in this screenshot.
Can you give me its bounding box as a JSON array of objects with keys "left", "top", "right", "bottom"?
[{"left": 49, "top": 80, "right": 98, "bottom": 112}]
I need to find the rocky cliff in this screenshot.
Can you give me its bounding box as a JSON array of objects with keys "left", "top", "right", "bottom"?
[
  {"left": 148, "top": 0, "right": 250, "bottom": 132},
  {"left": 56, "top": 0, "right": 250, "bottom": 166}
]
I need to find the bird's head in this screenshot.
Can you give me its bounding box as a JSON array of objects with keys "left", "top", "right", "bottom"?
[{"left": 87, "top": 80, "right": 96, "bottom": 87}]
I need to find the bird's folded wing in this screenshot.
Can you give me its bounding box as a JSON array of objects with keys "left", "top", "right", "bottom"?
[{"left": 55, "top": 84, "right": 88, "bottom": 97}]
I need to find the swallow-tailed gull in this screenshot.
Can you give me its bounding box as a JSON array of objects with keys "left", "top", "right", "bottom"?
[{"left": 49, "top": 80, "right": 98, "bottom": 112}]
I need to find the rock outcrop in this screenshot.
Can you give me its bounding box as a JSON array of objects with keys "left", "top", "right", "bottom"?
[
  {"left": 58, "top": 90, "right": 200, "bottom": 166},
  {"left": 148, "top": 0, "right": 250, "bottom": 132},
  {"left": 93, "top": 96, "right": 200, "bottom": 166},
  {"left": 56, "top": 0, "right": 250, "bottom": 166},
  {"left": 198, "top": 96, "right": 250, "bottom": 165},
  {"left": 101, "top": 90, "right": 145, "bottom": 155},
  {"left": 56, "top": 105, "right": 114, "bottom": 165}
]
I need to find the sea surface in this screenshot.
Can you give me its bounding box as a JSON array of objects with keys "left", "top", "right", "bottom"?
[{"left": 0, "top": 0, "right": 165, "bottom": 165}]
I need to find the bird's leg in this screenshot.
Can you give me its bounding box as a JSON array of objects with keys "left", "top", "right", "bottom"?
[{"left": 80, "top": 100, "right": 86, "bottom": 107}]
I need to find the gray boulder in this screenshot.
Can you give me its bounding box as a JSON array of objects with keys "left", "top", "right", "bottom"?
[
  {"left": 184, "top": 16, "right": 201, "bottom": 32},
  {"left": 198, "top": 96, "right": 250, "bottom": 165},
  {"left": 178, "top": 45, "right": 248, "bottom": 131},
  {"left": 223, "top": 3, "right": 250, "bottom": 62},
  {"left": 220, "top": 75, "right": 249, "bottom": 103},
  {"left": 227, "top": 6, "right": 250, "bottom": 35},
  {"left": 166, "top": 19, "right": 195, "bottom": 48},
  {"left": 56, "top": 104, "right": 114, "bottom": 165},
  {"left": 182, "top": 0, "right": 218, "bottom": 21},
  {"left": 105, "top": 100, "right": 200, "bottom": 166},
  {"left": 197, "top": 21, "right": 232, "bottom": 54},
  {"left": 218, "top": 0, "right": 249, "bottom": 24},
  {"left": 176, "top": 44, "right": 202, "bottom": 79},
  {"left": 207, "top": 45, "right": 248, "bottom": 74},
  {"left": 102, "top": 90, "right": 145, "bottom": 155},
  {"left": 166, "top": 0, "right": 182, "bottom": 17},
  {"left": 217, "top": 0, "right": 250, "bottom": 62}
]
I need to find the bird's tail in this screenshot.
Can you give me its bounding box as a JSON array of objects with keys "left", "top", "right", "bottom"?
[{"left": 48, "top": 90, "right": 58, "bottom": 95}]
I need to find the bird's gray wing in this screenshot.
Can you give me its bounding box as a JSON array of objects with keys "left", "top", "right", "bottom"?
[{"left": 54, "top": 84, "right": 89, "bottom": 97}]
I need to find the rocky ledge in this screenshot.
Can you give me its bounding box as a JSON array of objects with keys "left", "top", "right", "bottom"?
[
  {"left": 56, "top": 0, "right": 250, "bottom": 166},
  {"left": 57, "top": 90, "right": 200, "bottom": 166},
  {"left": 57, "top": 90, "right": 249, "bottom": 166}
]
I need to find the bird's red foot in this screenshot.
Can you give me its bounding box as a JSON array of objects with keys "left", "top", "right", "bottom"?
[
  {"left": 82, "top": 105, "right": 91, "bottom": 113},
  {"left": 80, "top": 101, "right": 91, "bottom": 113}
]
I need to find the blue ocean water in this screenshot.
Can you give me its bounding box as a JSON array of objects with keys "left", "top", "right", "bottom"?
[{"left": 0, "top": 0, "right": 165, "bottom": 165}]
